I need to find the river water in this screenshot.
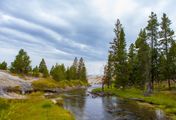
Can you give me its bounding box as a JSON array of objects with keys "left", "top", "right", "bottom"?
[{"left": 62, "top": 85, "right": 167, "bottom": 120}]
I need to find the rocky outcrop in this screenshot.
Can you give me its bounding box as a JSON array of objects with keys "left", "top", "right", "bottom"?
[{"left": 0, "top": 70, "right": 38, "bottom": 98}]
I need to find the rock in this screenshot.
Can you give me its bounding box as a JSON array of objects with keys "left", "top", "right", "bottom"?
[
  {"left": 0, "top": 70, "right": 37, "bottom": 99},
  {"left": 51, "top": 97, "right": 63, "bottom": 106},
  {"left": 44, "top": 92, "right": 54, "bottom": 98}
]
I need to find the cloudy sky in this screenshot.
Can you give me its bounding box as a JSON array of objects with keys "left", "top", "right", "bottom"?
[{"left": 0, "top": 0, "right": 175, "bottom": 75}]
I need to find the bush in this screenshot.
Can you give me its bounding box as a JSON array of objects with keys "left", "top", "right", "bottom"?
[
  {"left": 32, "top": 78, "right": 88, "bottom": 91},
  {"left": 0, "top": 61, "right": 7, "bottom": 70}
]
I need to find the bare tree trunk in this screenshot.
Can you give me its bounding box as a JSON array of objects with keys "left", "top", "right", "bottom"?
[
  {"left": 168, "top": 79, "right": 171, "bottom": 90},
  {"left": 146, "top": 82, "right": 153, "bottom": 94}
]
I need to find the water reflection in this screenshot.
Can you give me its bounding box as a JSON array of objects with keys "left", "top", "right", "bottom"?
[{"left": 62, "top": 85, "right": 167, "bottom": 120}]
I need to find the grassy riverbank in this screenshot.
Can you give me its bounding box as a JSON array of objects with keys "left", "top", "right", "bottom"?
[
  {"left": 32, "top": 78, "right": 89, "bottom": 91},
  {"left": 0, "top": 92, "right": 74, "bottom": 120},
  {"left": 92, "top": 87, "right": 176, "bottom": 119}
]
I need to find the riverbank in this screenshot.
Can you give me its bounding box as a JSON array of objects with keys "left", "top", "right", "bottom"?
[
  {"left": 92, "top": 87, "right": 176, "bottom": 120},
  {"left": 0, "top": 70, "right": 89, "bottom": 98},
  {"left": 32, "top": 78, "right": 89, "bottom": 93},
  {"left": 0, "top": 79, "right": 88, "bottom": 120},
  {"left": 0, "top": 92, "right": 74, "bottom": 120},
  {"left": 0, "top": 70, "right": 89, "bottom": 120}
]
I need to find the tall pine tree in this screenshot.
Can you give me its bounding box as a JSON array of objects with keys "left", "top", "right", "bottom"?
[
  {"left": 146, "top": 12, "right": 159, "bottom": 92},
  {"left": 110, "top": 19, "right": 128, "bottom": 88},
  {"left": 159, "top": 13, "right": 174, "bottom": 89},
  {"left": 128, "top": 43, "right": 137, "bottom": 86},
  {"left": 135, "top": 29, "right": 150, "bottom": 89},
  {"left": 70, "top": 57, "right": 78, "bottom": 80},
  {"left": 78, "top": 58, "right": 87, "bottom": 82}
]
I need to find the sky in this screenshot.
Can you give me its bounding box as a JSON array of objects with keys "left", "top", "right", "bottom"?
[{"left": 0, "top": 0, "right": 176, "bottom": 75}]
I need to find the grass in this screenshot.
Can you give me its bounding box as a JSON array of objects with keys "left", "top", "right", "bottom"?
[
  {"left": 92, "top": 87, "right": 176, "bottom": 119},
  {"left": 0, "top": 92, "right": 74, "bottom": 120},
  {"left": 32, "top": 78, "right": 88, "bottom": 91}
]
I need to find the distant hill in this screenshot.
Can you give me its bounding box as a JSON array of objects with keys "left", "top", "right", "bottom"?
[{"left": 87, "top": 75, "right": 103, "bottom": 84}]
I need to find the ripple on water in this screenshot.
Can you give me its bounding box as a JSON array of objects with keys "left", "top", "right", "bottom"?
[{"left": 61, "top": 86, "right": 167, "bottom": 120}]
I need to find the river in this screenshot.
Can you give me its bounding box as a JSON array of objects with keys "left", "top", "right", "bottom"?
[{"left": 61, "top": 85, "right": 167, "bottom": 120}]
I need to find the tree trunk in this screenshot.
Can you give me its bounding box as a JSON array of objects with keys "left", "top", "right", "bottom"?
[
  {"left": 168, "top": 79, "right": 171, "bottom": 90},
  {"left": 102, "top": 83, "right": 104, "bottom": 92},
  {"left": 146, "top": 82, "right": 153, "bottom": 94}
]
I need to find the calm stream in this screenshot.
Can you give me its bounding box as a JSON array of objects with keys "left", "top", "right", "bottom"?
[{"left": 61, "top": 85, "right": 167, "bottom": 120}]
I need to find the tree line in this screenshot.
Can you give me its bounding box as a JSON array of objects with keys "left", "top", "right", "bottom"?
[
  {"left": 103, "top": 12, "right": 176, "bottom": 92},
  {"left": 0, "top": 49, "right": 87, "bottom": 82}
]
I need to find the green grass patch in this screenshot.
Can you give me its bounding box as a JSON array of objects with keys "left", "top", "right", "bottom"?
[
  {"left": 0, "top": 92, "right": 74, "bottom": 120},
  {"left": 92, "top": 87, "right": 176, "bottom": 119},
  {"left": 32, "top": 78, "right": 88, "bottom": 90}
]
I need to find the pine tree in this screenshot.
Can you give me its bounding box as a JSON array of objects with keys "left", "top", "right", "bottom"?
[
  {"left": 135, "top": 29, "right": 150, "bottom": 89},
  {"left": 39, "top": 58, "right": 49, "bottom": 77},
  {"left": 159, "top": 13, "right": 174, "bottom": 89},
  {"left": 102, "top": 54, "right": 113, "bottom": 89},
  {"left": 168, "top": 41, "right": 176, "bottom": 82},
  {"left": 146, "top": 12, "right": 159, "bottom": 92},
  {"left": 106, "top": 52, "right": 113, "bottom": 88},
  {"left": 50, "top": 65, "right": 55, "bottom": 75},
  {"left": 66, "top": 67, "right": 70, "bottom": 80},
  {"left": 102, "top": 65, "right": 108, "bottom": 91},
  {"left": 0, "top": 61, "right": 7, "bottom": 70},
  {"left": 70, "top": 57, "right": 78, "bottom": 80},
  {"left": 109, "top": 19, "right": 128, "bottom": 88},
  {"left": 109, "top": 19, "right": 122, "bottom": 81},
  {"left": 10, "top": 49, "right": 31, "bottom": 74},
  {"left": 32, "top": 66, "right": 40, "bottom": 77},
  {"left": 50, "top": 64, "right": 66, "bottom": 81},
  {"left": 80, "top": 62, "right": 87, "bottom": 81},
  {"left": 110, "top": 19, "right": 122, "bottom": 72},
  {"left": 72, "top": 57, "right": 78, "bottom": 68},
  {"left": 158, "top": 53, "right": 166, "bottom": 83},
  {"left": 114, "top": 27, "right": 128, "bottom": 88},
  {"left": 78, "top": 58, "right": 87, "bottom": 82},
  {"left": 128, "top": 43, "right": 137, "bottom": 86}
]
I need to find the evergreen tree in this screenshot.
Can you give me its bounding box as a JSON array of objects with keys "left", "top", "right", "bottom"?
[
  {"left": 168, "top": 41, "right": 176, "bottom": 82},
  {"left": 66, "top": 67, "right": 70, "bottom": 80},
  {"left": 109, "top": 19, "right": 122, "bottom": 78},
  {"left": 0, "top": 61, "right": 7, "bottom": 70},
  {"left": 70, "top": 57, "right": 78, "bottom": 80},
  {"left": 72, "top": 57, "right": 78, "bottom": 68},
  {"left": 32, "top": 66, "right": 40, "bottom": 77},
  {"left": 109, "top": 19, "right": 129, "bottom": 88},
  {"left": 102, "top": 53, "right": 113, "bottom": 89},
  {"left": 135, "top": 29, "right": 150, "bottom": 89},
  {"left": 80, "top": 62, "right": 87, "bottom": 81},
  {"left": 158, "top": 53, "right": 166, "bottom": 83},
  {"left": 78, "top": 58, "right": 87, "bottom": 82},
  {"left": 50, "top": 64, "right": 66, "bottom": 81},
  {"left": 10, "top": 49, "right": 31, "bottom": 74},
  {"left": 102, "top": 65, "right": 108, "bottom": 91},
  {"left": 146, "top": 12, "right": 159, "bottom": 91},
  {"left": 159, "top": 13, "right": 174, "bottom": 89},
  {"left": 128, "top": 43, "right": 137, "bottom": 86},
  {"left": 113, "top": 25, "right": 128, "bottom": 88},
  {"left": 39, "top": 58, "right": 49, "bottom": 77},
  {"left": 50, "top": 65, "right": 55, "bottom": 75},
  {"left": 106, "top": 52, "right": 113, "bottom": 88}
]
